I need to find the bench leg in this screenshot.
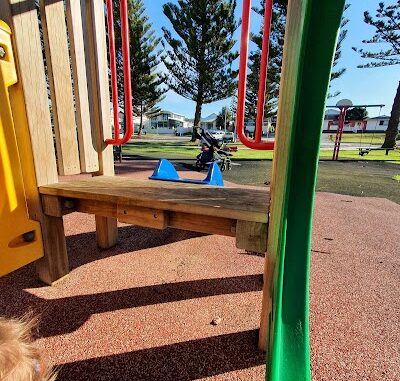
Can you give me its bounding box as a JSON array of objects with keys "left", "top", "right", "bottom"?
[
  {"left": 35, "top": 215, "right": 69, "bottom": 285},
  {"left": 95, "top": 216, "right": 118, "bottom": 249}
]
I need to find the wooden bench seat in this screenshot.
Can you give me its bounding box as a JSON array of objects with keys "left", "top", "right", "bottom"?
[{"left": 39, "top": 176, "right": 270, "bottom": 253}]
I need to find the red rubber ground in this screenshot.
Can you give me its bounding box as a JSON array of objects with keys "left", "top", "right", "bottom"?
[{"left": 0, "top": 164, "right": 398, "bottom": 380}]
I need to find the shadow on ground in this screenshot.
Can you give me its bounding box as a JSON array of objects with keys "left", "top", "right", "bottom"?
[{"left": 57, "top": 330, "right": 264, "bottom": 381}]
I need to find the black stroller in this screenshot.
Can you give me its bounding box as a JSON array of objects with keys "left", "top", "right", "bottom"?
[{"left": 195, "top": 128, "right": 232, "bottom": 172}]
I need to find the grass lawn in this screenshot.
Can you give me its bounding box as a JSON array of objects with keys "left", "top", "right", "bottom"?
[
  {"left": 319, "top": 149, "right": 400, "bottom": 162},
  {"left": 219, "top": 160, "right": 400, "bottom": 205},
  {"left": 122, "top": 140, "right": 400, "bottom": 162},
  {"left": 328, "top": 133, "right": 400, "bottom": 145}
]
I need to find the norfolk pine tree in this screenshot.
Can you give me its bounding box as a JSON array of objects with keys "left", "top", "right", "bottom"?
[
  {"left": 162, "top": 0, "right": 238, "bottom": 140},
  {"left": 353, "top": 1, "right": 400, "bottom": 148},
  {"left": 329, "top": 3, "right": 350, "bottom": 98}
]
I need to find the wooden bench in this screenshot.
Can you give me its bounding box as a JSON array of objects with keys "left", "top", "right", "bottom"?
[{"left": 39, "top": 176, "right": 270, "bottom": 253}]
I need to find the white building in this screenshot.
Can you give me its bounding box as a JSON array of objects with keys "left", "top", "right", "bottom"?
[
  {"left": 110, "top": 105, "right": 150, "bottom": 133},
  {"left": 244, "top": 119, "right": 274, "bottom": 135},
  {"left": 144, "top": 110, "right": 191, "bottom": 135},
  {"left": 322, "top": 110, "right": 395, "bottom": 133},
  {"left": 200, "top": 113, "right": 218, "bottom": 130},
  {"left": 365, "top": 116, "right": 392, "bottom": 132},
  {"left": 143, "top": 111, "right": 221, "bottom": 135}
]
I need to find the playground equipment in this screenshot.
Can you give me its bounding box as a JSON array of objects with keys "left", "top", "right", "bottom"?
[
  {"left": 150, "top": 159, "right": 224, "bottom": 186},
  {"left": 326, "top": 100, "right": 385, "bottom": 160},
  {"left": 236, "top": 0, "right": 275, "bottom": 150},
  {"left": 0, "top": 0, "right": 346, "bottom": 380}
]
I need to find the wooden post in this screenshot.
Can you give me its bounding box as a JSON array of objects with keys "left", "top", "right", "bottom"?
[
  {"left": 84, "top": 0, "right": 118, "bottom": 248},
  {"left": 39, "top": 0, "right": 81, "bottom": 175},
  {"left": 258, "top": 1, "right": 346, "bottom": 381},
  {"left": 0, "top": 0, "right": 69, "bottom": 284},
  {"left": 66, "top": 0, "right": 100, "bottom": 173}
]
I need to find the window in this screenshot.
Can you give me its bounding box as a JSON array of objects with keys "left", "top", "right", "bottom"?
[
  {"left": 162, "top": 113, "right": 169, "bottom": 121},
  {"left": 379, "top": 120, "right": 385, "bottom": 126}
]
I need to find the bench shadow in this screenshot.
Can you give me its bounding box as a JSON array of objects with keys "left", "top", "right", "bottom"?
[
  {"left": 56, "top": 329, "right": 265, "bottom": 381},
  {"left": 0, "top": 270, "right": 262, "bottom": 338},
  {"left": 67, "top": 225, "right": 206, "bottom": 270}
]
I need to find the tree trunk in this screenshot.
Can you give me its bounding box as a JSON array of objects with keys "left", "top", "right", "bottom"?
[
  {"left": 382, "top": 80, "right": 400, "bottom": 148},
  {"left": 138, "top": 104, "right": 144, "bottom": 138},
  {"left": 192, "top": 98, "right": 203, "bottom": 141}
]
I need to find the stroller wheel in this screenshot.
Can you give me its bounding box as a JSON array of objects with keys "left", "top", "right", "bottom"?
[
  {"left": 220, "top": 162, "right": 227, "bottom": 172},
  {"left": 195, "top": 160, "right": 205, "bottom": 171}
]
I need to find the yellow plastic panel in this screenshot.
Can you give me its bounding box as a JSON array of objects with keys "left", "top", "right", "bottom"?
[{"left": 0, "top": 21, "right": 43, "bottom": 277}]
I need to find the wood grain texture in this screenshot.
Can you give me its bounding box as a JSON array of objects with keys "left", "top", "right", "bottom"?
[
  {"left": 169, "top": 212, "right": 236, "bottom": 237},
  {"left": 39, "top": 177, "right": 270, "bottom": 223},
  {"left": 41, "top": 196, "right": 238, "bottom": 238},
  {"left": 66, "top": 0, "right": 99, "bottom": 173},
  {"left": 41, "top": 195, "right": 64, "bottom": 217},
  {"left": 34, "top": 215, "right": 69, "bottom": 285},
  {"left": 0, "top": 0, "right": 58, "bottom": 187},
  {"left": 40, "top": 0, "right": 81, "bottom": 175},
  {"left": 83, "top": 0, "right": 117, "bottom": 247},
  {"left": 118, "top": 207, "right": 168, "bottom": 230},
  {"left": 236, "top": 221, "right": 268, "bottom": 253},
  {"left": 95, "top": 215, "right": 118, "bottom": 249},
  {"left": 84, "top": 0, "right": 114, "bottom": 176},
  {"left": 258, "top": 0, "right": 305, "bottom": 353}
]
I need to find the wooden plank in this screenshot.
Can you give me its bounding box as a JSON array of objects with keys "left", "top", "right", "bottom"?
[
  {"left": 78, "top": 199, "right": 117, "bottom": 217},
  {"left": 258, "top": 0, "right": 306, "bottom": 354},
  {"left": 118, "top": 206, "right": 168, "bottom": 230},
  {"left": 34, "top": 215, "right": 69, "bottom": 285},
  {"left": 39, "top": 0, "right": 81, "bottom": 175},
  {"left": 66, "top": 0, "right": 99, "bottom": 173},
  {"left": 84, "top": 0, "right": 114, "bottom": 176},
  {"left": 0, "top": 0, "right": 58, "bottom": 187},
  {"left": 236, "top": 221, "right": 268, "bottom": 253},
  {"left": 41, "top": 195, "right": 77, "bottom": 217},
  {"left": 83, "top": 0, "right": 117, "bottom": 247},
  {"left": 169, "top": 212, "right": 236, "bottom": 237},
  {"left": 41, "top": 195, "right": 64, "bottom": 217},
  {"left": 42, "top": 196, "right": 237, "bottom": 237},
  {"left": 38, "top": 177, "right": 270, "bottom": 223}
]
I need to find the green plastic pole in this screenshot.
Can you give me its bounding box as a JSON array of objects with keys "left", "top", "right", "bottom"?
[{"left": 265, "top": 1, "right": 346, "bottom": 380}]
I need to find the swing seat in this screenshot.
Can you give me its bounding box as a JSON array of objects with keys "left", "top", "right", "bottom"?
[
  {"left": 149, "top": 159, "right": 224, "bottom": 186},
  {"left": 358, "top": 147, "right": 395, "bottom": 156}
]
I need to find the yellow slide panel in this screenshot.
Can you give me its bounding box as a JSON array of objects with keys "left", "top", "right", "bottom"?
[{"left": 0, "top": 21, "right": 43, "bottom": 277}]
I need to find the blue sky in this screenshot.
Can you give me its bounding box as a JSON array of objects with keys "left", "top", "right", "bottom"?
[{"left": 143, "top": 0, "right": 398, "bottom": 118}]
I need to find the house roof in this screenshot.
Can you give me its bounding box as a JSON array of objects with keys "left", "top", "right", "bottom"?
[
  {"left": 367, "top": 115, "right": 390, "bottom": 120},
  {"left": 201, "top": 113, "right": 218, "bottom": 122},
  {"left": 158, "top": 110, "right": 186, "bottom": 118}
]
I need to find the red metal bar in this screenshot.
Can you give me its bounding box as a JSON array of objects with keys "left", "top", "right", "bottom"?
[
  {"left": 236, "top": 0, "right": 274, "bottom": 150},
  {"left": 332, "top": 107, "right": 347, "bottom": 160},
  {"left": 105, "top": 0, "right": 133, "bottom": 146}
]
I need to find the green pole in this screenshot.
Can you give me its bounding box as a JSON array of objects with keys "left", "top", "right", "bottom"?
[{"left": 264, "top": 1, "right": 346, "bottom": 380}]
